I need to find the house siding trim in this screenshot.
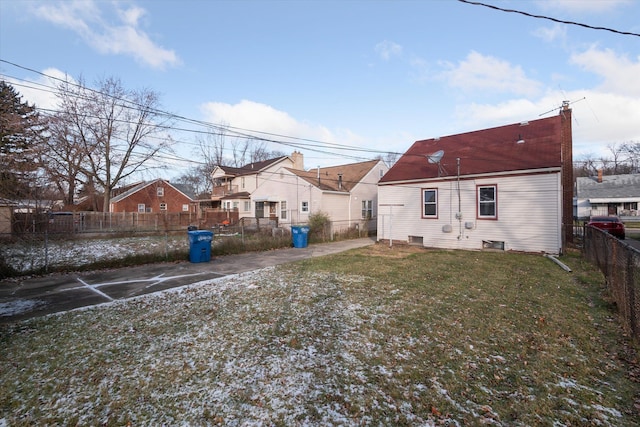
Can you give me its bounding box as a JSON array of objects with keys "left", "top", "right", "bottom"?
[{"left": 378, "top": 168, "right": 562, "bottom": 187}]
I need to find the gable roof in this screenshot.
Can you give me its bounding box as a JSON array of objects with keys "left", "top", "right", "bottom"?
[
  {"left": 215, "top": 156, "right": 289, "bottom": 177},
  {"left": 287, "top": 160, "right": 381, "bottom": 192},
  {"left": 576, "top": 174, "right": 640, "bottom": 199},
  {"left": 380, "top": 114, "right": 564, "bottom": 183},
  {"left": 110, "top": 179, "right": 194, "bottom": 203}
]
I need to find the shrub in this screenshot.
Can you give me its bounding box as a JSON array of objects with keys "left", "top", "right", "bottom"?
[{"left": 308, "top": 211, "right": 331, "bottom": 242}]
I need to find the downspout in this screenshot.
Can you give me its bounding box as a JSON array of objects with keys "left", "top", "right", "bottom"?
[{"left": 457, "top": 158, "right": 463, "bottom": 239}]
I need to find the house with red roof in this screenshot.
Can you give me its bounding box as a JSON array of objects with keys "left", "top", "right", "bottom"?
[
  {"left": 377, "top": 106, "right": 573, "bottom": 254},
  {"left": 109, "top": 179, "right": 196, "bottom": 213}
]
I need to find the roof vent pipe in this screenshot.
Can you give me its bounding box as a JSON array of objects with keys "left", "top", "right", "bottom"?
[
  {"left": 338, "top": 174, "right": 343, "bottom": 189},
  {"left": 317, "top": 166, "right": 320, "bottom": 186}
]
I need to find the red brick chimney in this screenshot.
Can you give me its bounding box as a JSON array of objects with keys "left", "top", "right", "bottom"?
[
  {"left": 597, "top": 169, "right": 603, "bottom": 183},
  {"left": 560, "top": 102, "right": 573, "bottom": 248}
]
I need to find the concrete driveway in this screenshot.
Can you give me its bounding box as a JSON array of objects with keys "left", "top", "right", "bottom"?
[{"left": 0, "top": 237, "right": 376, "bottom": 323}]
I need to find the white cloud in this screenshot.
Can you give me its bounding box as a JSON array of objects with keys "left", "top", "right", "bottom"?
[
  {"left": 532, "top": 23, "right": 567, "bottom": 43},
  {"left": 6, "top": 68, "right": 70, "bottom": 110},
  {"left": 454, "top": 87, "right": 640, "bottom": 158},
  {"left": 30, "top": 0, "right": 180, "bottom": 69},
  {"left": 439, "top": 51, "right": 543, "bottom": 97},
  {"left": 375, "top": 40, "right": 403, "bottom": 61},
  {"left": 535, "top": 0, "right": 631, "bottom": 14},
  {"left": 200, "top": 100, "right": 343, "bottom": 153},
  {"left": 570, "top": 47, "right": 640, "bottom": 96},
  {"left": 198, "top": 100, "right": 395, "bottom": 166}
]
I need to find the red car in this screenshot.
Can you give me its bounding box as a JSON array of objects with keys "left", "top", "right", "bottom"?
[{"left": 587, "top": 215, "right": 625, "bottom": 239}]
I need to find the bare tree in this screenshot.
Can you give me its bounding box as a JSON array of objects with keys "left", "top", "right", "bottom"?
[
  {"left": 174, "top": 165, "right": 211, "bottom": 199},
  {"left": 55, "top": 76, "right": 171, "bottom": 211},
  {"left": 621, "top": 141, "right": 640, "bottom": 173},
  {"left": 39, "top": 114, "right": 86, "bottom": 206}
]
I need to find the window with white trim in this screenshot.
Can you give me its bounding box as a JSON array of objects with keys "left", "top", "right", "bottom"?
[
  {"left": 362, "top": 200, "right": 372, "bottom": 219},
  {"left": 301, "top": 201, "right": 309, "bottom": 213},
  {"left": 138, "top": 204, "right": 145, "bottom": 213},
  {"left": 182, "top": 204, "right": 189, "bottom": 212},
  {"left": 157, "top": 187, "right": 164, "bottom": 197},
  {"left": 160, "top": 203, "right": 167, "bottom": 211},
  {"left": 280, "top": 201, "right": 287, "bottom": 219},
  {"left": 423, "top": 189, "right": 437, "bottom": 218},
  {"left": 477, "top": 185, "right": 497, "bottom": 219},
  {"left": 255, "top": 201, "right": 265, "bottom": 218},
  {"left": 244, "top": 201, "right": 250, "bottom": 212}
]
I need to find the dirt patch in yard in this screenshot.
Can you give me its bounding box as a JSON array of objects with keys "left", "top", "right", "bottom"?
[{"left": 360, "top": 243, "right": 430, "bottom": 258}]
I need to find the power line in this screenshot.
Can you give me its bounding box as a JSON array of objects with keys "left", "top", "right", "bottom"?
[
  {"left": 457, "top": 0, "right": 640, "bottom": 37},
  {"left": 1, "top": 60, "right": 404, "bottom": 162}
]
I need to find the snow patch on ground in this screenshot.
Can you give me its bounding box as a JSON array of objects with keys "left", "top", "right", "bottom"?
[
  {"left": 0, "top": 299, "right": 44, "bottom": 317},
  {"left": 2, "top": 236, "right": 189, "bottom": 273}
]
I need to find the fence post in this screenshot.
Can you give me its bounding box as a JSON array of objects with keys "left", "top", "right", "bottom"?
[{"left": 44, "top": 228, "right": 49, "bottom": 273}]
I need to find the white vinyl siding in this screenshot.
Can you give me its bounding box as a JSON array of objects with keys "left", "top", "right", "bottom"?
[{"left": 378, "top": 173, "right": 562, "bottom": 254}]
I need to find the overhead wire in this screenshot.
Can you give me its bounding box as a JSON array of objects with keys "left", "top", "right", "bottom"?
[
  {"left": 1, "top": 60, "right": 405, "bottom": 163},
  {"left": 457, "top": 0, "right": 640, "bottom": 37},
  {"left": 2, "top": 59, "right": 611, "bottom": 175}
]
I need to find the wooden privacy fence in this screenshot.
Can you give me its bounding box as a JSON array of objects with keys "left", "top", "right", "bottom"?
[
  {"left": 10, "top": 210, "right": 240, "bottom": 235},
  {"left": 583, "top": 226, "right": 640, "bottom": 342}
]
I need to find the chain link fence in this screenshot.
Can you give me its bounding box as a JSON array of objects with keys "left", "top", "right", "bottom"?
[{"left": 582, "top": 226, "right": 640, "bottom": 341}]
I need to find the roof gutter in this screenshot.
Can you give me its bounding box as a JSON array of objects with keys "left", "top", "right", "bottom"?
[{"left": 378, "top": 167, "right": 561, "bottom": 186}]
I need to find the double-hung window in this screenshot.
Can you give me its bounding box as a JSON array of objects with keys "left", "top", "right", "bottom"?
[
  {"left": 423, "top": 189, "right": 437, "bottom": 218},
  {"left": 477, "top": 185, "right": 497, "bottom": 219},
  {"left": 255, "top": 201, "right": 264, "bottom": 218},
  {"left": 361, "top": 200, "right": 372, "bottom": 219},
  {"left": 280, "top": 201, "right": 287, "bottom": 219},
  {"left": 301, "top": 201, "right": 309, "bottom": 213}
]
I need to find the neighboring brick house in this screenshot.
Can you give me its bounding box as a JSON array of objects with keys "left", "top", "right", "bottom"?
[{"left": 109, "top": 179, "right": 196, "bottom": 213}]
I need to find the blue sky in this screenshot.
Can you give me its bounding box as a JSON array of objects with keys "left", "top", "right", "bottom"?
[{"left": 1, "top": 0, "right": 639, "bottom": 178}]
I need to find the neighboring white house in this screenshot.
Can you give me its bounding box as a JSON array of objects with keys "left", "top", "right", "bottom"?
[
  {"left": 210, "top": 152, "right": 386, "bottom": 232},
  {"left": 251, "top": 159, "right": 387, "bottom": 232},
  {"left": 377, "top": 108, "right": 574, "bottom": 254},
  {"left": 575, "top": 172, "right": 640, "bottom": 219},
  {"left": 210, "top": 152, "right": 305, "bottom": 219}
]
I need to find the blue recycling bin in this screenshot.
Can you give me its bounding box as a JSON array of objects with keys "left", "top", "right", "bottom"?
[
  {"left": 291, "top": 225, "right": 310, "bottom": 248},
  {"left": 188, "top": 230, "right": 213, "bottom": 263}
]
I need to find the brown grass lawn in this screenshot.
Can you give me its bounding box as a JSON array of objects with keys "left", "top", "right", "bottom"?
[{"left": 1, "top": 244, "right": 638, "bottom": 425}]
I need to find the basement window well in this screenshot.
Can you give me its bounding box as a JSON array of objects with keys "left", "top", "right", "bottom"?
[
  {"left": 408, "top": 235, "right": 423, "bottom": 245},
  {"left": 482, "top": 240, "right": 505, "bottom": 250}
]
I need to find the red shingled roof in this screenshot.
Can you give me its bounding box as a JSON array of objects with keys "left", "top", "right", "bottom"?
[
  {"left": 287, "top": 160, "right": 380, "bottom": 192},
  {"left": 381, "top": 115, "right": 564, "bottom": 183}
]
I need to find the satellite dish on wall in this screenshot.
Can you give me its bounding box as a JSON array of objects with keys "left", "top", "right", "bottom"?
[{"left": 427, "top": 150, "right": 444, "bottom": 164}]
